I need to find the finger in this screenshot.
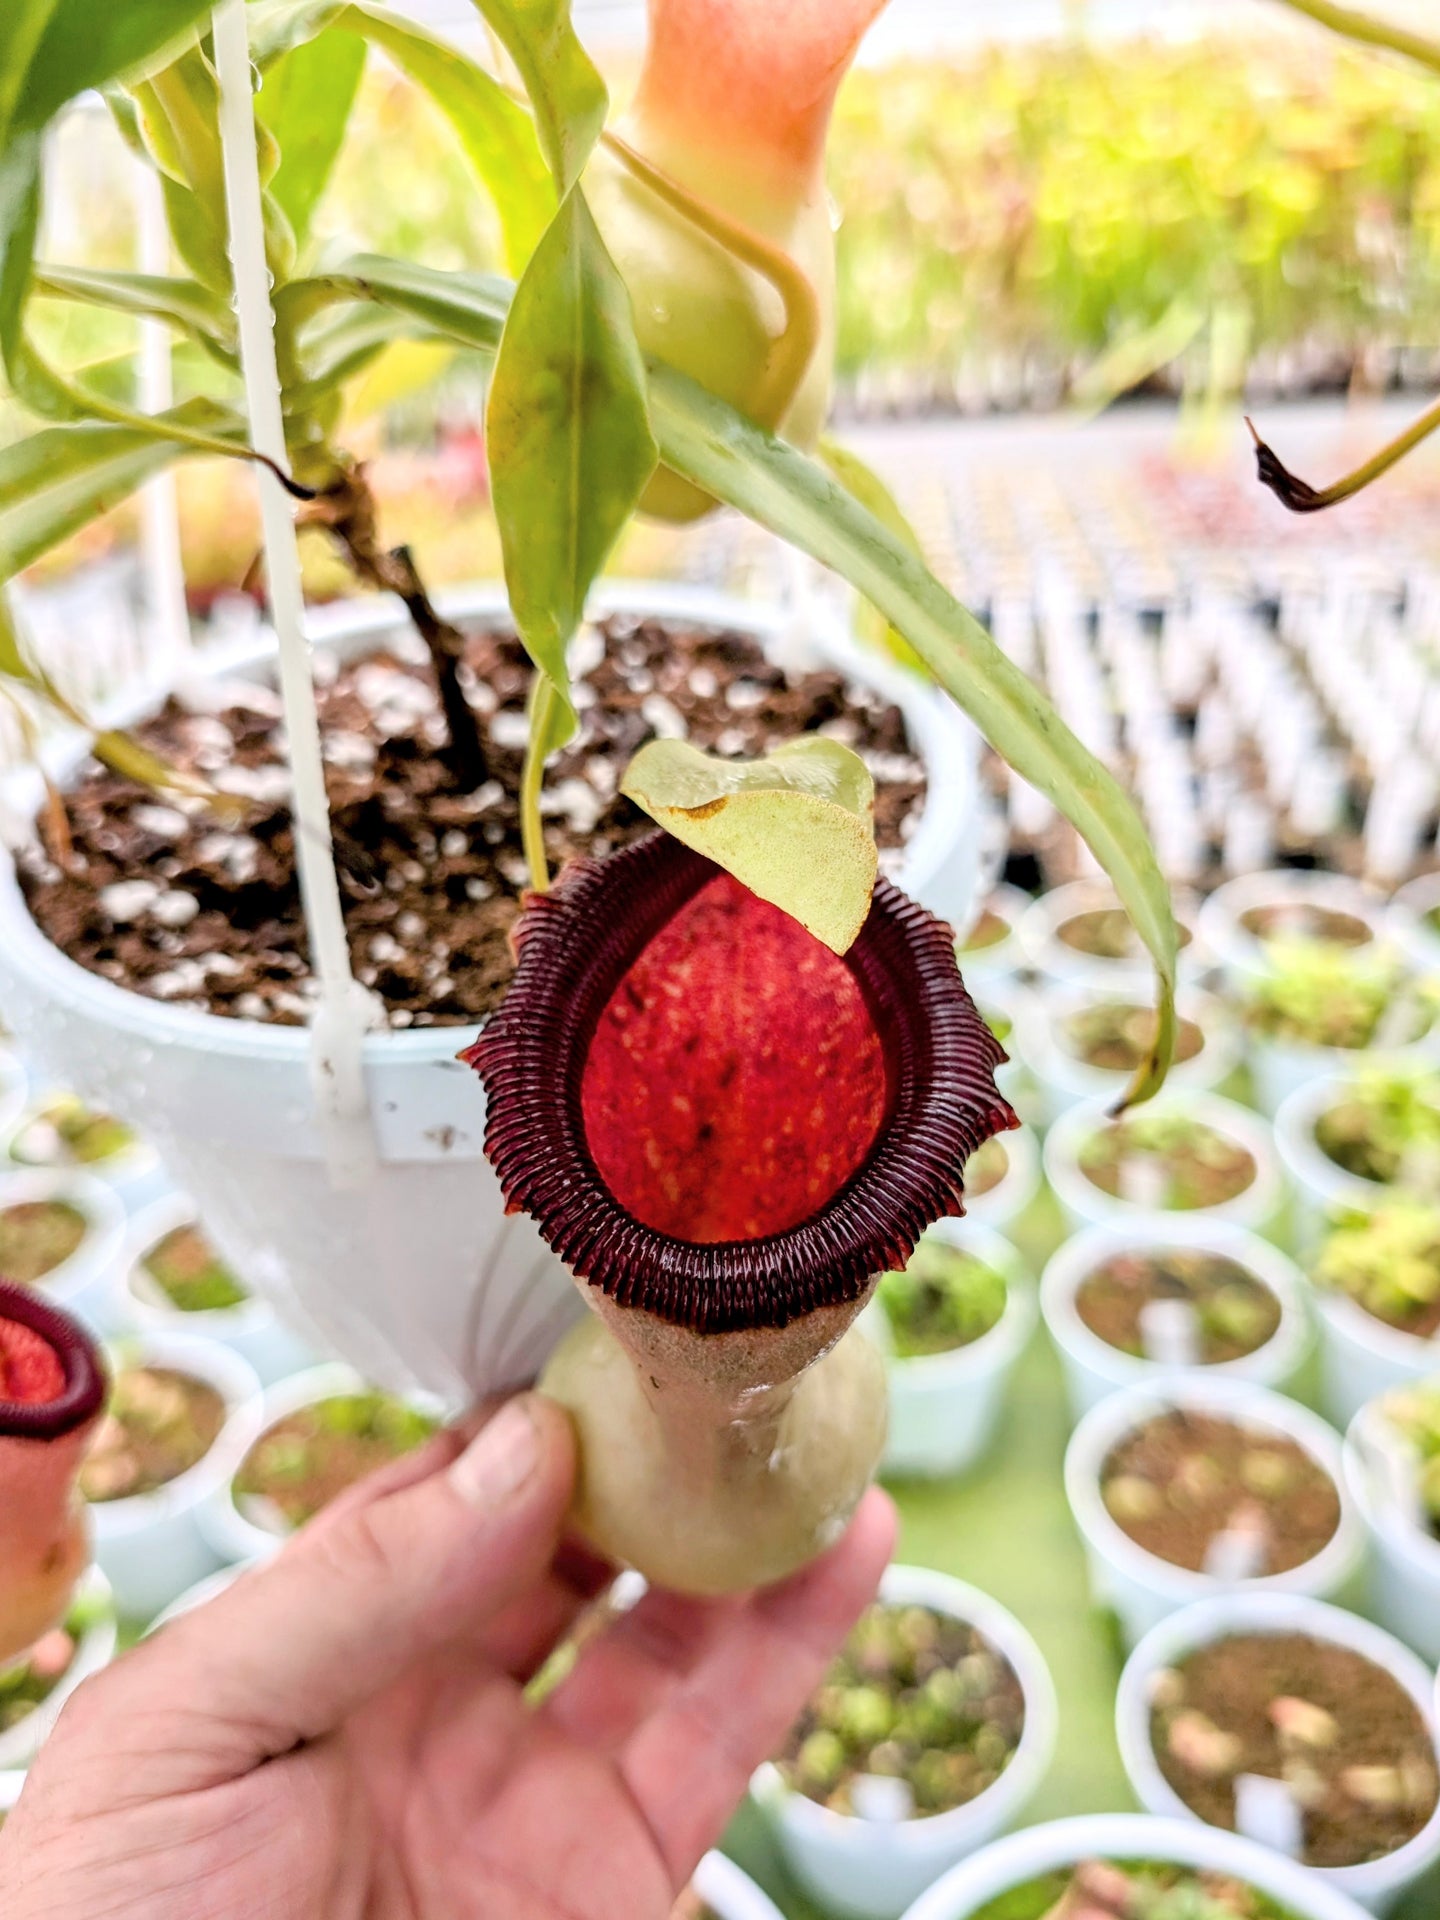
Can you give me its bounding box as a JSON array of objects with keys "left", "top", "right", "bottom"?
[
  {"left": 485, "top": 1537, "right": 617, "bottom": 1682},
  {"left": 542, "top": 1587, "right": 745, "bottom": 1750},
  {"left": 69, "top": 1393, "right": 576, "bottom": 1793},
  {"left": 620, "top": 1488, "right": 896, "bottom": 1886}
]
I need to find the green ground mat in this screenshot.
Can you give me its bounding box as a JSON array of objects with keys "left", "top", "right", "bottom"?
[{"left": 723, "top": 1195, "right": 1440, "bottom": 1920}]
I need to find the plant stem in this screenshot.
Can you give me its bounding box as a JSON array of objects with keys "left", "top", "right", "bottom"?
[
  {"left": 1246, "top": 398, "right": 1440, "bottom": 512},
  {"left": 520, "top": 673, "right": 554, "bottom": 893},
  {"left": 1266, "top": 0, "right": 1440, "bottom": 78},
  {"left": 304, "top": 469, "right": 489, "bottom": 789}
]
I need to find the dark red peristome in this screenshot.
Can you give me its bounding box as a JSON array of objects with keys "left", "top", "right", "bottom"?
[
  {"left": 466, "top": 832, "right": 1018, "bottom": 1333},
  {"left": 0, "top": 1282, "right": 106, "bottom": 1440}
]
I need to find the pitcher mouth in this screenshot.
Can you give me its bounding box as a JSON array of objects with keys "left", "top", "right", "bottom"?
[
  {"left": 0, "top": 1281, "right": 107, "bottom": 1441},
  {"left": 464, "top": 831, "right": 1018, "bottom": 1334}
]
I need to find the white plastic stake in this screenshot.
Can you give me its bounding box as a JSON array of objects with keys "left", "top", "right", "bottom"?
[
  {"left": 134, "top": 156, "right": 190, "bottom": 672},
  {"left": 1138, "top": 1299, "right": 1201, "bottom": 1369},
  {"left": 1234, "top": 1773, "right": 1305, "bottom": 1860},
  {"left": 850, "top": 1775, "right": 914, "bottom": 1823},
  {"left": 212, "top": 0, "right": 376, "bottom": 1183}
]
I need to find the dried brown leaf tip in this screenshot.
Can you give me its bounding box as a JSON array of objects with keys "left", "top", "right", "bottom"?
[
  {"left": 1247, "top": 416, "right": 1330, "bottom": 514},
  {"left": 464, "top": 831, "right": 1018, "bottom": 1333}
]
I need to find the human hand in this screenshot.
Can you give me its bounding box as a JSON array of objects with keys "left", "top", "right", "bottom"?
[{"left": 0, "top": 1393, "right": 894, "bottom": 1919}]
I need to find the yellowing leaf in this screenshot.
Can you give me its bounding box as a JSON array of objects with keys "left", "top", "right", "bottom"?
[{"left": 621, "top": 736, "right": 878, "bottom": 955}]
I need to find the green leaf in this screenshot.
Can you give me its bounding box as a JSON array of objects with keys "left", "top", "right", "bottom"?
[
  {"left": 4, "top": 0, "right": 213, "bottom": 142},
  {"left": 648, "top": 366, "right": 1179, "bottom": 1108},
  {"left": 818, "top": 436, "right": 926, "bottom": 675},
  {"left": 0, "top": 131, "right": 41, "bottom": 379},
  {"left": 622, "top": 736, "right": 879, "bottom": 954},
  {"left": 33, "top": 264, "right": 236, "bottom": 357},
  {"left": 467, "top": 0, "right": 607, "bottom": 193},
  {"left": 296, "top": 255, "right": 511, "bottom": 353},
  {"left": 0, "top": 399, "right": 235, "bottom": 579},
  {"left": 486, "top": 191, "right": 657, "bottom": 739},
  {"left": 251, "top": 1, "right": 551, "bottom": 275},
  {"left": 259, "top": 26, "right": 366, "bottom": 249}
]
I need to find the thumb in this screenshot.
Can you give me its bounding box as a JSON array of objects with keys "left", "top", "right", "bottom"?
[{"left": 72, "top": 1393, "right": 575, "bottom": 1789}]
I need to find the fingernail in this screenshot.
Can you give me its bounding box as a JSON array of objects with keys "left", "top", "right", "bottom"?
[{"left": 448, "top": 1395, "right": 542, "bottom": 1509}]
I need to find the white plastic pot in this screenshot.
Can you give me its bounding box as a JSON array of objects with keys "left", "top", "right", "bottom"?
[
  {"left": 0, "top": 1166, "right": 126, "bottom": 1325},
  {"left": 1199, "top": 871, "right": 1388, "bottom": 990},
  {"left": 1273, "top": 1074, "right": 1403, "bottom": 1255},
  {"left": 1314, "top": 1291, "right": 1440, "bottom": 1432},
  {"left": 691, "top": 1853, "right": 785, "bottom": 1920},
  {"left": 0, "top": 1768, "right": 23, "bottom": 1821},
  {"left": 1040, "top": 1219, "right": 1311, "bottom": 1424},
  {"left": 871, "top": 1222, "right": 1036, "bottom": 1480},
  {"left": 0, "top": 1095, "right": 165, "bottom": 1211},
  {"left": 1344, "top": 1391, "right": 1440, "bottom": 1666},
  {"left": 0, "top": 584, "right": 982, "bottom": 1405},
  {"left": 1013, "top": 984, "right": 1239, "bottom": 1128},
  {"left": 1063, "top": 1374, "right": 1365, "bottom": 1647},
  {"left": 752, "top": 1565, "right": 1057, "bottom": 1920},
  {"left": 147, "top": 1562, "right": 248, "bottom": 1633},
  {"left": 1018, "top": 881, "right": 1203, "bottom": 991},
  {"left": 1116, "top": 1591, "right": 1440, "bottom": 1915},
  {"left": 954, "top": 884, "right": 1032, "bottom": 987},
  {"left": 1042, "top": 1092, "right": 1284, "bottom": 1238},
  {"left": 114, "top": 1194, "right": 317, "bottom": 1384},
  {"left": 1388, "top": 873, "right": 1440, "bottom": 980},
  {"left": 199, "top": 1362, "right": 442, "bottom": 1566},
  {"left": 899, "top": 1812, "right": 1373, "bottom": 1920},
  {"left": 960, "top": 1125, "right": 1042, "bottom": 1234},
  {"left": 0, "top": 1567, "right": 117, "bottom": 1771},
  {"left": 968, "top": 981, "right": 1042, "bottom": 1133},
  {"left": 87, "top": 1332, "right": 263, "bottom": 1623},
  {"left": 1245, "top": 1018, "right": 1439, "bottom": 1123}
]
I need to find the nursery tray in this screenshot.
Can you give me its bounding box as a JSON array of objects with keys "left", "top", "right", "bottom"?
[{"left": 723, "top": 1187, "right": 1440, "bottom": 1920}]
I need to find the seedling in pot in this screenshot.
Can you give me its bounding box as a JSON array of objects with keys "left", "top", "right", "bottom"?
[
  {"left": 0, "top": 1200, "right": 86, "bottom": 1287},
  {"left": 1080, "top": 1117, "right": 1257, "bottom": 1214},
  {"left": 1076, "top": 1253, "right": 1281, "bottom": 1367},
  {"left": 1239, "top": 904, "right": 1374, "bottom": 951},
  {"left": 875, "top": 1241, "right": 1008, "bottom": 1359},
  {"left": 1101, "top": 1412, "right": 1341, "bottom": 1577},
  {"left": 234, "top": 1391, "right": 439, "bottom": 1535},
  {"left": 1315, "top": 1201, "right": 1440, "bottom": 1342},
  {"left": 968, "top": 1860, "right": 1295, "bottom": 1920},
  {"left": 79, "top": 1364, "right": 226, "bottom": 1504},
  {"left": 6, "top": 1097, "right": 137, "bottom": 1172},
  {"left": 1372, "top": 1383, "right": 1440, "bottom": 1540},
  {"left": 1312, "top": 1072, "right": 1440, "bottom": 1194},
  {"left": 1242, "top": 944, "right": 1435, "bottom": 1054},
  {"left": 775, "top": 1602, "right": 1026, "bottom": 1819},
  {"left": 141, "top": 1225, "right": 248, "bottom": 1316},
  {"left": 1060, "top": 908, "right": 1194, "bottom": 965},
  {"left": 1149, "top": 1631, "right": 1439, "bottom": 1869}
]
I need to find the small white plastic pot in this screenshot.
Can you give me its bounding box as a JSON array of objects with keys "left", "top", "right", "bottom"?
[
  {"left": 1117, "top": 1591, "right": 1440, "bottom": 1915},
  {"left": 1063, "top": 1374, "right": 1365, "bottom": 1648},
  {"left": 198, "top": 1362, "right": 443, "bottom": 1566},
  {"left": 0, "top": 1567, "right": 117, "bottom": 1771},
  {"left": 870, "top": 1222, "right": 1036, "bottom": 1480},
  {"left": 1388, "top": 873, "right": 1440, "bottom": 980},
  {"left": 1042, "top": 1092, "right": 1284, "bottom": 1238},
  {"left": 1244, "top": 1015, "right": 1439, "bottom": 1123},
  {"left": 1040, "top": 1219, "right": 1311, "bottom": 1424},
  {"left": 1013, "top": 984, "right": 1240, "bottom": 1128},
  {"left": 1018, "top": 882, "right": 1203, "bottom": 991},
  {"left": 1344, "top": 1391, "right": 1440, "bottom": 1667},
  {"left": 1313, "top": 1291, "right": 1440, "bottom": 1432},
  {"left": 898, "top": 1812, "right": 1373, "bottom": 1920},
  {"left": 88, "top": 1333, "right": 263, "bottom": 1623},
  {"left": 1199, "top": 871, "right": 1388, "bottom": 990},
  {"left": 0, "top": 1768, "right": 24, "bottom": 1821},
  {"left": 955, "top": 885, "right": 1033, "bottom": 987},
  {"left": 0, "top": 1095, "right": 166, "bottom": 1211},
  {"left": 969, "top": 980, "right": 1041, "bottom": 1130},
  {"left": 146, "top": 1563, "right": 249, "bottom": 1634},
  {"left": 751, "top": 1565, "right": 1058, "bottom": 1920},
  {"left": 690, "top": 1853, "right": 785, "bottom": 1920},
  {"left": 1273, "top": 1074, "right": 1403, "bottom": 1256},
  {"left": 0, "top": 1166, "right": 127, "bottom": 1325},
  {"left": 114, "top": 1194, "right": 317, "bottom": 1384}
]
